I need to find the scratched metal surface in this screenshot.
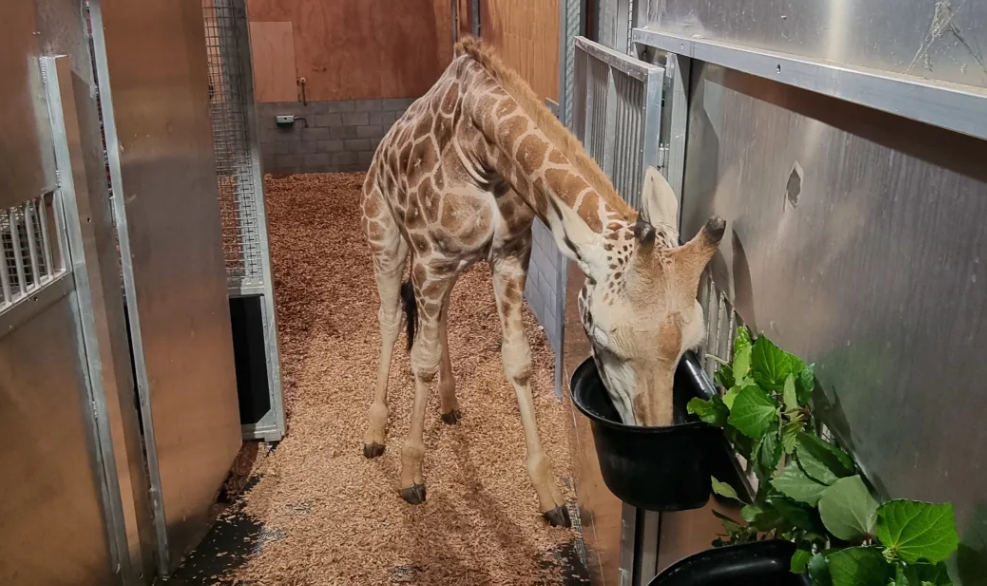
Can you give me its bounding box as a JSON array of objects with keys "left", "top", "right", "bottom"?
[
  {"left": 682, "top": 61, "right": 987, "bottom": 584},
  {"left": 637, "top": 0, "right": 987, "bottom": 90}
]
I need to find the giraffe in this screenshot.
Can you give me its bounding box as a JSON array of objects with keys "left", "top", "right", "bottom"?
[{"left": 359, "top": 37, "right": 725, "bottom": 526}]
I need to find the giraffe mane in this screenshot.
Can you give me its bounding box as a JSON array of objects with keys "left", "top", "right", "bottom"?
[{"left": 455, "top": 36, "right": 635, "bottom": 221}]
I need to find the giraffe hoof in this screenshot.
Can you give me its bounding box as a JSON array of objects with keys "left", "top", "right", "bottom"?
[
  {"left": 400, "top": 483, "right": 427, "bottom": 505},
  {"left": 363, "top": 443, "right": 385, "bottom": 459},
  {"left": 542, "top": 505, "right": 572, "bottom": 528},
  {"left": 441, "top": 409, "right": 462, "bottom": 425}
]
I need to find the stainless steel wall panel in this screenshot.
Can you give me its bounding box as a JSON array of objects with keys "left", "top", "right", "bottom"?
[
  {"left": 0, "top": 298, "right": 114, "bottom": 586},
  {"left": 0, "top": 1, "right": 57, "bottom": 208},
  {"left": 636, "top": 0, "right": 987, "bottom": 91},
  {"left": 681, "top": 62, "right": 987, "bottom": 584},
  {"left": 89, "top": 0, "right": 242, "bottom": 574}
]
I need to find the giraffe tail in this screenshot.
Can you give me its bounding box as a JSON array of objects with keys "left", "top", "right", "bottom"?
[{"left": 401, "top": 281, "right": 417, "bottom": 352}]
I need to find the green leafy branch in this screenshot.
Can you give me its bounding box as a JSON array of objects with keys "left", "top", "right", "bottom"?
[{"left": 687, "top": 327, "right": 959, "bottom": 586}]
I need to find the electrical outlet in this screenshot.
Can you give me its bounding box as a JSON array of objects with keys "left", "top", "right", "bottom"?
[{"left": 275, "top": 115, "right": 295, "bottom": 127}]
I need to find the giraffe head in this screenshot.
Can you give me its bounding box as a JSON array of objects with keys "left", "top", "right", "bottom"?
[{"left": 577, "top": 168, "right": 725, "bottom": 427}]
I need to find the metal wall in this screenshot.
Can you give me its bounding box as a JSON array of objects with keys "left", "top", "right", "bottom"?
[
  {"left": 636, "top": 0, "right": 987, "bottom": 90},
  {"left": 632, "top": 1, "right": 987, "bottom": 583},
  {"left": 1, "top": 1, "right": 151, "bottom": 584},
  {"left": 90, "top": 0, "right": 243, "bottom": 575},
  {"left": 680, "top": 62, "right": 987, "bottom": 585}
]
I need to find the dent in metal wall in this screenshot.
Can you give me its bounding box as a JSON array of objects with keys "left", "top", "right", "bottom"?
[
  {"left": 637, "top": 0, "right": 987, "bottom": 90},
  {"left": 682, "top": 62, "right": 987, "bottom": 584}
]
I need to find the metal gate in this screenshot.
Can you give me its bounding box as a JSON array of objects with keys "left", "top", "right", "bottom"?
[
  {"left": 572, "top": 36, "right": 664, "bottom": 209},
  {"left": 202, "top": 0, "right": 285, "bottom": 442}
]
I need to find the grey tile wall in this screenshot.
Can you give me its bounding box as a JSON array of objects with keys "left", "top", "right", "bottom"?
[
  {"left": 256, "top": 98, "right": 416, "bottom": 174},
  {"left": 524, "top": 219, "right": 565, "bottom": 357}
]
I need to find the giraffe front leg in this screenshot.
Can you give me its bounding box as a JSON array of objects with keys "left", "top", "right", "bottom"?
[{"left": 491, "top": 254, "right": 570, "bottom": 527}]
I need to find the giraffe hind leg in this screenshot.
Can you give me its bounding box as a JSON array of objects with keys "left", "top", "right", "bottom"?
[{"left": 362, "top": 186, "right": 408, "bottom": 459}]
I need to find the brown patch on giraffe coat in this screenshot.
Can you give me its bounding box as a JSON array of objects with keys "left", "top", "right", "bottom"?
[
  {"left": 543, "top": 169, "right": 587, "bottom": 207},
  {"left": 407, "top": 140, "right": 439, "bottom": 186},
  {"left": 412, "top": 263, "right": 428, "bottom": 285},
  {"left": 365, "top": 219, "right": 386, "bottom": 242},
  {"left": 440, "top": 82, "right": 460, "bottom": 115},
  {"left": 548, "top": 150, "right": 567, "bottom": 166},
  {"left": 516, "top": 134, "right": 548, "bottom": 175},
  {"left": 658, "top": 314, "right": 683, "bottom": 359},
  {"left": 418, "top": 181, "right": 441, "bottom": 223},
  {"left": 497, "top": 116, "right": 529, "bottom": 154},
  {"left": 363, "top": 191, "right": 381, "bottom": 218},
  {"left": 410, "top": 233, "right": 431, "bottom": 254},
  {"left": 405, "top": 200, "right": 425, "bottom": 229}
]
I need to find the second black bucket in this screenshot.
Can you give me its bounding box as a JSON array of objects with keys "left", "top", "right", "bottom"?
[{"left": 570, "top": 352, "right": 725, "bottom": 512}]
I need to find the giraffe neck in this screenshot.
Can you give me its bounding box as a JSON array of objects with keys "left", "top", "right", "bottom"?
[{"left": 457, "top": 54, "right": 637, "bottom": 276}]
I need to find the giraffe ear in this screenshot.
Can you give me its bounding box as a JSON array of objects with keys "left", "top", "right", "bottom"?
[{"left": 639, "top": 166, "right": 678, "bottom": 231}]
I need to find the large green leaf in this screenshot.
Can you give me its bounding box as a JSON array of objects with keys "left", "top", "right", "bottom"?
[
  {"left": 753, "top": 430, "right": 782, "bottom": 482},
  {"left": 741, "top": 503, "right": 784, "bottom": 532},
  {"left": 791, "top": 548, "right": 812, "bottom": 574},
  {"left": 808, "top": 552, "right": 833, "bottom": 586},
  {"left": 827, "top": 547, "right": 895, "bottom": 586},
  {"left": 783, "top": 374, "right": 799, "bottom": 411},
  {"left": 722, "top": 386, "right": 740, "bottom": 410},
  {"left": 818, "top": 475, "right": 879, "bottom": 541},
  {"left": 751, "top": 335, "right": 806, "bottom": 392},
  {"left": 714, "top": 364, "right": 735, "bottom": 390},
  {"left": 711, "top": 476, "right": 744, "bottom": 503},
  {"left": 733, "top": 327, "right": 754, "bottom": 385},
  {"left": 771, "top": 461, "right": 828, "bottom": 506},
  {"left": 898, "top": 561, "right": 953, "bottom": 586},
  {"left": 781, "top": 416, "right": 803, "bottom": 454},
  {"left": 876, "top": 500, "right": 959, "bottom": 565},
  {"left": 795, "top": 433, "right": 855, "bottom": 485},
  {"left": 769, "top": 494, "right": 821, "bottom": 533},
  {"left": 796, "top": 364, "right": 816, "bottom": 405},
  {"left": 687, "top": 397, "right": 728, "bottom": 427},
  {"left": 728, "top": 386, "right": 779, "bottom": 440}
]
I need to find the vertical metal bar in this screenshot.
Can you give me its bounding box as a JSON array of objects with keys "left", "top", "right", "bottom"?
[
  {"left": 618, "top": 503, "right": 637, "bottom": 586},
  {"left": 642, "top": 66, "right": 664, "bottom": 177},
  {"left": 559, "top": 0, "right": 586, "bottom": 129},
  {"left": 9, "top": 210, "right": 27, "bottom": 296},
  {"left": 37, "top": 196, "right": 55, "bottom": 277},
  {"left": 603, "top": 66, "right": 618, "bottom": 177},
  {"left": 450, "top": 0, "right": 458, "bottom": 44},
  {"left": 665, "top": 54, "right": 692, "bottom": 222},
  {"left": 236, "top": 0, "right": 286, "bottom": 440},
  {"left": 471, "top": 0, "right": 480, "bottom": 37},
  {"left": 0, "top": 212, "right": 11, "bottom": 304},
  {"left": 24, "top": 201, "right": 42, "bottom": 288}
]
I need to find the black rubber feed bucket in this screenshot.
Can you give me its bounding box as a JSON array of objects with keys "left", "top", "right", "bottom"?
[
  {"left": 648, "top": 540, "right": 810, "bottom": 586},
  {"left": 570, "top": 352, "right": 724, "bottom": 512}
]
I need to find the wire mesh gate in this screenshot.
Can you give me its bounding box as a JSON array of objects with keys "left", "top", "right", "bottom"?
[{"left": 201, "top": 0, "right": 285, "bottom": 441}]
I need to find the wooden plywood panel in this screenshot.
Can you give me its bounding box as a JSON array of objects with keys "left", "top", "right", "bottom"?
[
  {"left": 481, "top": 0, "right": 560, "bottom": 101},
  {"left": 249, "top": 21, "right": 298, "bottom": 103},
  {"left": 247, "top": 0, "right": 453, "bottom": 101}
]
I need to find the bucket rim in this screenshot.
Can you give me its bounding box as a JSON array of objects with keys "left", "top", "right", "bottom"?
[{"left": 570, "top": 356, "right": 713, "bottom": 434}]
